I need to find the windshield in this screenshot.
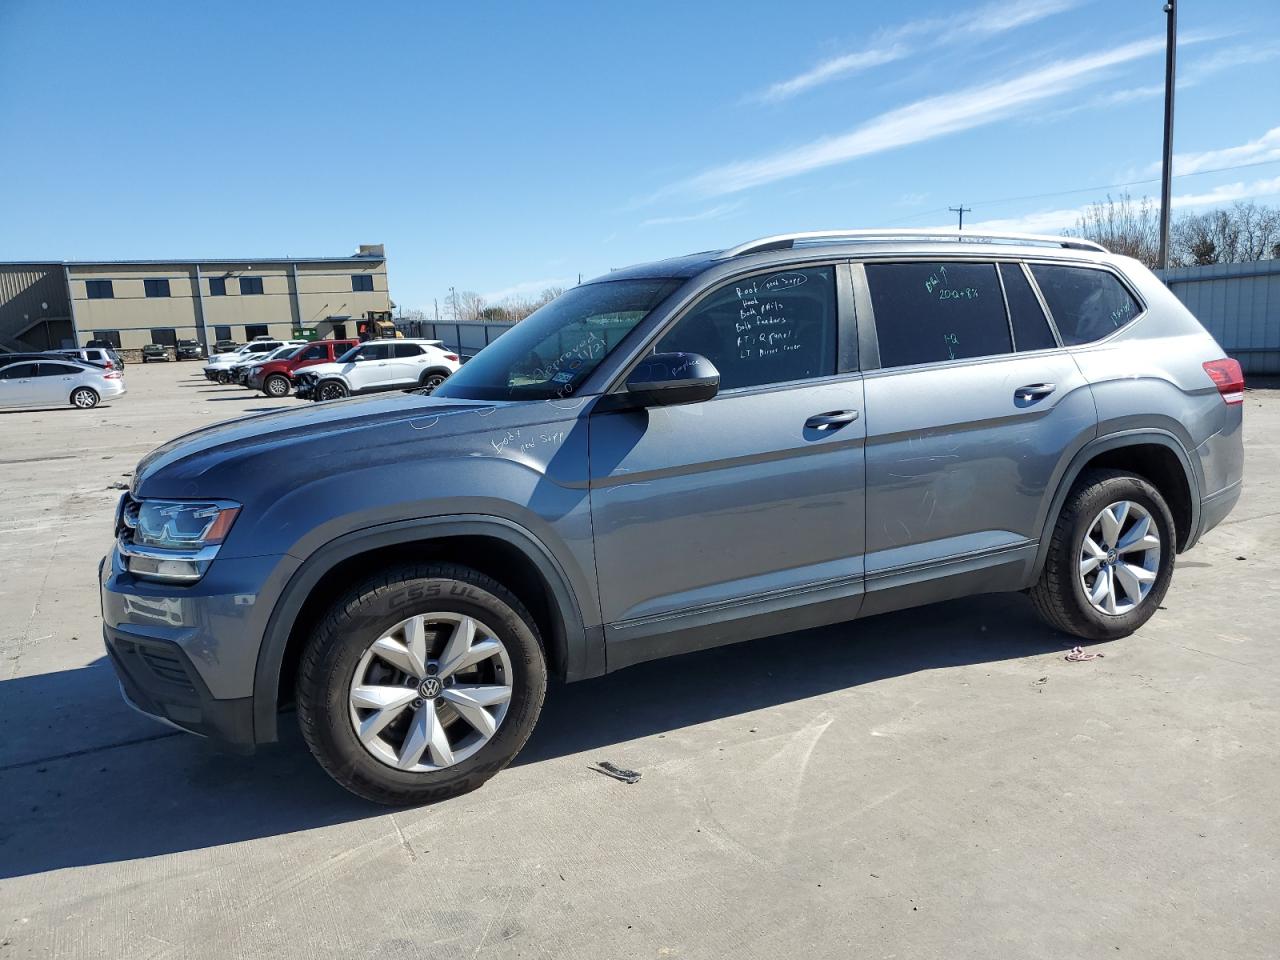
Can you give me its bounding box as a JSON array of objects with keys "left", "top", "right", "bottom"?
[{"left": 433, "top": 278, "right": 683, "bottom": 401}]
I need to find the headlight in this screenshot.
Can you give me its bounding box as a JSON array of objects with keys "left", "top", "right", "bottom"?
[{"left": 118, "top": 497, "right": 240, "bottom": 583}]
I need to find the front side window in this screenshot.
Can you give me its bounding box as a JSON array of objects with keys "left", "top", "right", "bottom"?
[
  {"left": 300, "top": 344, "right": 327, "bottom": 361},
  {"left": 435, "top": 278, "right": 682, "bottom": 401},
  {"left": 867, "top": 262, "right": 1010, "bottom": 368},
  {"left": 1030, "top": 264, "right": 1141, "bottom": 345},
  {"left": 1, "top": 363, "right": 37, "bottom": 379},
  {"left": 144, "top": 278, "right": 170, "bottom": 298},
  {"left": 86, "top": 280, "right": 114, "bottom": 299},
  {"left": 352, "top": 274, "right": 374, "bottom": 292},
  {"left": 239, "top": 276, "right": 264, "bottom": 295},
  {"left": 657, "top": 265, "right": 837, "bottom": 391},
  {"left": 350, "top": 344, "right": 393, "bottom": 362}
]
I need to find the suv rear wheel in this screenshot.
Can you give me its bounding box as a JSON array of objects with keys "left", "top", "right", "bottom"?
[
  {"left": 419, "top": 370, "right": 449, "bottom": 392},
  {"left": 296, "top": 563, "right": 547, "bottom": 805},
  {"left": 1030, "top": 468, "right": 1175, "bottom": 641},
  {"left": 263, "top": 373, "right": 291, "bottom": 397}
]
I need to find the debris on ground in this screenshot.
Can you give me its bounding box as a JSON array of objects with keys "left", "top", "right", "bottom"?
[
  {"left": 591, "top": 761, "right": 641, "bottom": 784},
  {"left": 107, "top": 481, "right": 129, "bottom": 490},
  {"left": 1065, "top": 646, "right": 1105, "bottom": 662}
]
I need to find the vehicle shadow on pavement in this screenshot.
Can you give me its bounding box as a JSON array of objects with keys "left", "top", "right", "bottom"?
[
  {"left": 0, "top": 593, "right": 1070, "bottom": 880},
  {"left": 518, "top": 592, "right": 1069, "bottom": 765}
]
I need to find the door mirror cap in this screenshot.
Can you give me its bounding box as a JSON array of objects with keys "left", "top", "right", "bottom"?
[{"left": 624, "top": 352, "right": 719, "bottom": 407}]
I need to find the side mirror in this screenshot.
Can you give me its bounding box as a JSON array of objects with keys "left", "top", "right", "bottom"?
[{"left": 624, "top": 352, "right": 719, "bottom": 407}]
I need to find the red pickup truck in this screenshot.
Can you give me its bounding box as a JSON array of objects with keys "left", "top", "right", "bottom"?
[{"left": 245, "top": 339, "right": 359, "bottom": 397}]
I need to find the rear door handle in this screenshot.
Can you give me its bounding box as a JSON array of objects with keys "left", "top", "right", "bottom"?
[
  {"left": 805, "top": 409, "right": 859, "bottom": 430},
  {"left": 1015, "top": 382, "right": 1056, "bottom": 402}
]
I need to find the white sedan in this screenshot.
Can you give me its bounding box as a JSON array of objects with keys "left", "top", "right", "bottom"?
[{"left": 0, "top": 358, "right": 126, "bottom": 410}]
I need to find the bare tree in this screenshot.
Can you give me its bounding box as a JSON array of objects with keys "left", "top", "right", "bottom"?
[
  {"left": 1171, "top": 203, "right": 1280, "bottom": 266},
  {"left": 1066, "top": 193, "right": 1160, "bottom": 267}
]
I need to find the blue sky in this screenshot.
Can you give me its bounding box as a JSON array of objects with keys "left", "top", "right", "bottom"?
[{"left": 1, "top": 0, "right": 1278, "bottom": 312}]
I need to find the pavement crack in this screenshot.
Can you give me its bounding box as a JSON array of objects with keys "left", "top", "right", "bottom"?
[{"left": 0, "top": 730, "right": 184, "bottom": 773}]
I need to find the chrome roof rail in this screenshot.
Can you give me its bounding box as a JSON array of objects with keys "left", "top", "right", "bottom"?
[{"left": 714, "top": 229, "right": 1107, "bottom": 259}]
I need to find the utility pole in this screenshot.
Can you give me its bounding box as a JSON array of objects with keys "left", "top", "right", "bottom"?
[
  {"left": 433, "top": 298, "right": 439, "bottom": 323},
  {"left": 1158, "top": 0, "right": 1178, "bottom": 270},
  {"left": 949, "top": 205, "right": 971, "bottom": 231}
]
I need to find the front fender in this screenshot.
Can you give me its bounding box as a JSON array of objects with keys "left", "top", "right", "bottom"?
[{"left": 251, "top": 514, "right": 598, "bottom": 743}]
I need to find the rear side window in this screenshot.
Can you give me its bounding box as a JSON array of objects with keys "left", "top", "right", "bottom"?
[
  {"left": 867, "top": 262, "right": 1010, "bottom": 367},
  {"left": 1029, "top": 265, "right": 1141, "bottom": 345},
  {"left": 657, "top": 265, "right": 837, "bottom": 390},
  {"left": 1000, "top": 264, "right": 1057, "bottom": 352},
  {"left": 393, "top": 343, "right": 424, "bottom": 358}
]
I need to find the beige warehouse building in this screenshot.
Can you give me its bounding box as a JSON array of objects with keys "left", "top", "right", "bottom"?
[{"left": 0, "top": 244, "right": 392, "bottom": 357}]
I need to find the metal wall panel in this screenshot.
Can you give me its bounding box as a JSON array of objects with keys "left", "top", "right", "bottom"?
[
  {"left": 0, "top": 264, "right": 71, "bottom": 349},
  {"left": 1157, "top": 260, "right": 1280, "bottom": 375}
]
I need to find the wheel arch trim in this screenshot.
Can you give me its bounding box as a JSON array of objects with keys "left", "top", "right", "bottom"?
[
  {"left": 251, "top": 514, "right": 590, "bottom": 743},
  {"left": 1032, "top": 429, "right": 1202, "bottom": 578}
]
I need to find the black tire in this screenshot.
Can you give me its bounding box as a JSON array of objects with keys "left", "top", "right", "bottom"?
[
  {"left": 316, "top": 380, "right": 349, "bottom": 401},
  {"left": 418, "top": 370, "right": 449, "bottom": 392},
  {"left": 1030, "top": 468, "right": 1176, "bottom": 642},
  {"left": 296, "top": 563, "right": 547, "bottom": 805},
  {"left": 216, "top": 370, "right": 232, "bottom": 384},
  {"left": 263, "top": 374, "right": 291, "bottom": 397},
  {"left": 70, "top": 387, "right": 99, "bottom": 409}
]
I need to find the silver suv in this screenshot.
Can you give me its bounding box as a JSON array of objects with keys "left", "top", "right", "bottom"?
[{"left": 100, "top": 229, "right": 1244, "bottom": 804}]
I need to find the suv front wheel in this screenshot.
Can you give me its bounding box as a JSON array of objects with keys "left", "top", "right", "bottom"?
[
  {"left": 296, "top": 563, "right": 547, "bottom": 805},
  {"left": 1030, "top": 469, "right": 1176, "bottom": 642}
]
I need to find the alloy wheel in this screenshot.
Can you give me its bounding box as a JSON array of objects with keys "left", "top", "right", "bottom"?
[
  {"left": 319, "top": 382, "right": 346, "bottom": 401},
  {"left": 348, "top": 612, "right": 513, "bottom": 772},
  {"left": 266, "top": 376, "right": 290, "bottom": 397},
  {"left": 1078, "top": 500, "right": 1161, "bottom": 616},
  {"left": 72, "top": 388, "right": 98, "bottom": 409}
]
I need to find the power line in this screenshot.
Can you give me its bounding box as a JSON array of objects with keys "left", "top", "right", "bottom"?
[
  {"left": 948, "top": 205, "right": 971, "bottom": 230},
  {"left": 883, "top": 157, "right": 1280, "bottom": 227}
]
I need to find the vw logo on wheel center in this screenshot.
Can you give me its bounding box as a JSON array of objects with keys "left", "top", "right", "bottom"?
[{"left": 418, "top": 676, "right": 442, "bottom": 699}]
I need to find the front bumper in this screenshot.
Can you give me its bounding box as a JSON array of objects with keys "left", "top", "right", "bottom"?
[
  {"left": 99, "top": 544, "right": 300, "bottom": 746},
  {"left": 246, "top": 371, "right": 265, "bottom": 391}
]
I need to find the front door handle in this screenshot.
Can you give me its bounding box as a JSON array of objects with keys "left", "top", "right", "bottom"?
[
  {"left": 805, "top": 409, "right": 859, "bottom": 430},
  {"left": 1015, "top": 382, "right": 1056, "bottom": 402}
]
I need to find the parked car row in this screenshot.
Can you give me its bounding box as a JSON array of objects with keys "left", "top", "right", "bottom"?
[{"left": 203, "top": 337, "right": 461, "bottom": 399}]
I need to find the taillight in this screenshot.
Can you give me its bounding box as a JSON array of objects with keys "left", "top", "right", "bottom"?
[
  {"left": 104, "top": 371, "right": 123, "bottom": 380},
  {"left": 444, "top": 353, "right": 459, "bottom": 362},
  {"left": 1203, "top": 358, "right": 1244, "bottom": 405}
]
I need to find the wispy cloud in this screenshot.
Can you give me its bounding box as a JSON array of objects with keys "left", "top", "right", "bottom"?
[
  {"left": 933, "top": 175, "right": 1280, "bottom": 234},
  {"left": 751, "top": 0, "right": 1078, "bottom": 104},
  {"left": 641, "top": 201, "right": 743, "bottom": 227},
  {"left": 1142, "top": 126, "right": 1280, "bottom": 178},
  {"left": 480, "top": 277, "right": 572, "bottom": 302},
  {"left": 668, "top": 36, "right": 1166, "bottom": 199}
]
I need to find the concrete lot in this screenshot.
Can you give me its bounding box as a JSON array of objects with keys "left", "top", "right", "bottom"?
[{"left": 0, "top": 360, "right": 1276, "bottom": 959}]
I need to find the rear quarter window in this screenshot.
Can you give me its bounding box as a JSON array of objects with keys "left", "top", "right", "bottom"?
[{"left": 1029, "top": 264, "right": 1141, "bottom": 346}]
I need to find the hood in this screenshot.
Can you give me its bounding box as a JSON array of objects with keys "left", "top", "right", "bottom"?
[{"left": 131, "top": 390, "right": 584, "bottom": 499}]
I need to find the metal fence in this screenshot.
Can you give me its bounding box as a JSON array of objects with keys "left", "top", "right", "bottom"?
[
  {"left": 395, "top": 320, "right": 514, "bottom": 360},
  {"left": 1156, "top": 260, "right": 1280, "bottom": 375}
]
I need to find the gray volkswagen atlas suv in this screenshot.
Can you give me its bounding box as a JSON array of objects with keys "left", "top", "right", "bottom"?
[{"left": 101, "top": 230, "right": 1245, "bottom": 804}]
